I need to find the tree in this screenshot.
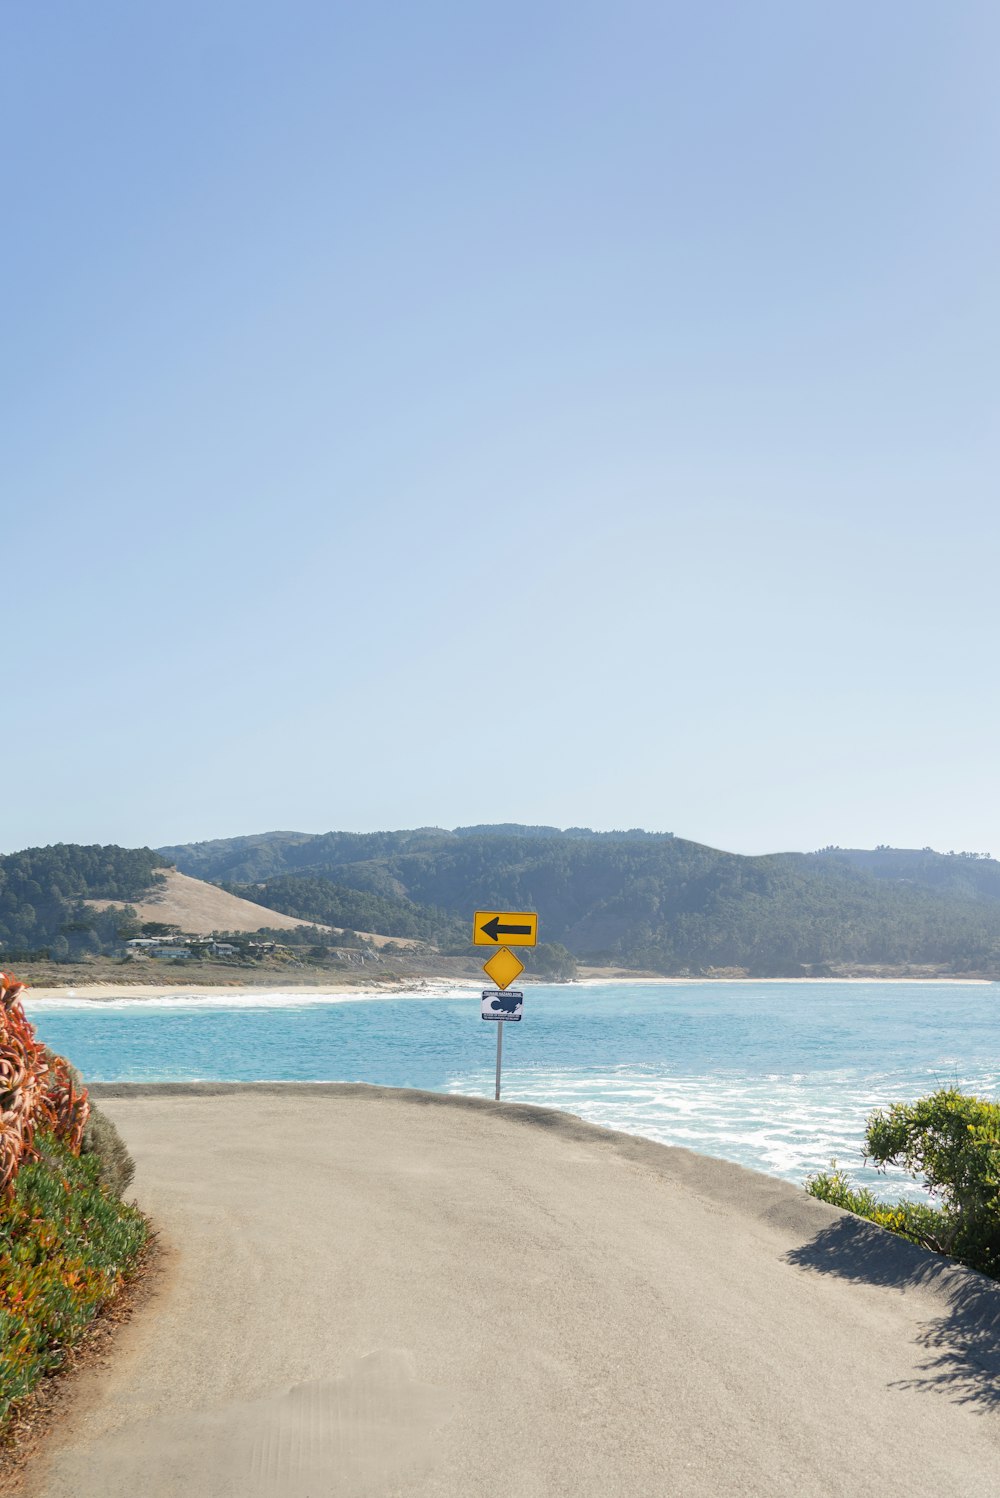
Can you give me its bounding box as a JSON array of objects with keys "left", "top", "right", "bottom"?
[
  {"left": 807, "top": 1088, "right": 1000, "bottom": 1279},
  {"left": 527, "top": 943, "right": 578, "bottom": 981}
]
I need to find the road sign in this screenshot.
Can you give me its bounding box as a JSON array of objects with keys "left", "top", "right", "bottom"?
[
  {"left": 474, "top": 909, "right": 538, "bottom": 1102},
  {"left": 482, "top": 989, "right": 523, "bottom": 1020},
  {"left": 482, "top": 946, "right": 524, "bottom": 991},
  {"left": 473, "top": 911, "right": 538, "bottom": 947}
]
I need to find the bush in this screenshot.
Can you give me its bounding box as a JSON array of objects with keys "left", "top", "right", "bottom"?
[
  {"left": 0, "top": 975, "right": 89, "bottom": 1197},
  {"left": 0, "top": 1132, "right": 149, "bottom": 1424},
  {"left": 53, "top": 1054, "right": 136, "bottom": 1197},
  {"left": 80, "top": 1103, "right": 136, "bottom": 1198},
  {"left": 805, "top": 1166, "right": 953, "bottom": 1254},
  {"left": 0, "top": 982, "right": 146, "bottom": 1430},
  {"left": 806, "top": 1088, "right": 1000, "bottom": 1279},
  {"left": 526, "top": 943, "right": 579, "bottom": 981}
]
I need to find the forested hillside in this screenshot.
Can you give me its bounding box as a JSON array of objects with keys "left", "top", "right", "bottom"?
[
  {"left": 0, "top": 845, "right": 168, "bottom": 959},
  {"left": 813, "top": 846, "right": 1000, "bottom": 900},
  {"left": 218, "top": 875, "right": 466, "bottom": 947},
  {"left": 7, "top": 831, "right": 1000, "bottom": 975},
  {"left": 162, "top": 827, "right": 1000, "bottom": 976}
]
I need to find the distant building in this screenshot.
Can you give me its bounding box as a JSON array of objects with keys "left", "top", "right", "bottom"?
[{"left": 152, "top": 947, "right": 192, "bottom": 961}]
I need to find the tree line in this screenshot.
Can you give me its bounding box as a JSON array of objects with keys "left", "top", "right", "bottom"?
[
  {"left": 9, "top": 831, "right": 1000, "bottom": 975},
  {"left": 166, "top": 828, "right": 1000, "bottom": 975},
  {"left": 219, "top": 875, "right": 467, "bottom": 947},
  {"left": 0, "top": 845, "right": 168, "bottom": 960}
]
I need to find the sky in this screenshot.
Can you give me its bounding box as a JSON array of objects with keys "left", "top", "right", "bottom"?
[{"left": 3, "top": 2, "right": 998, "bottom": 858}]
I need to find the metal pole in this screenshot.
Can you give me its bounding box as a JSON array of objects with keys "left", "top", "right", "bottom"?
[{"left": 495, "top": 1020, "right": 503, "bottom": 1100}]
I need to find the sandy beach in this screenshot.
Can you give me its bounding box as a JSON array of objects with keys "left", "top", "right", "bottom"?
[
  {"left": 19, "top": 1085, "right": 1000, "bottom": 1497},
  {"left": 22, "top": 976, "right": 483, "bottom": 1003},
  {"left": 23, "top": 980, "right": 434, "bottom": 1003},
  {"left": 21, "top": 974, "right": 996, "bottom": 1003}
]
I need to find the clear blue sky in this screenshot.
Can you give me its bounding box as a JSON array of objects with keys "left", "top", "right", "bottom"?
[{"left": 3, "top": 3, "right": 998, "bottom": 857}]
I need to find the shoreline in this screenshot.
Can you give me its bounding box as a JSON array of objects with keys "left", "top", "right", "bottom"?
[{"left": 21, "top": 974, "right": 997, "bottom": 1002}]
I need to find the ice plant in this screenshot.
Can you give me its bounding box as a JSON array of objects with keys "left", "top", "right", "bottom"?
[
  {"left": 0, "top": 975, "right": 144, "bottom": 1431},
  {"left": 0, "top": 972, "right": 89, "bottom": 1194}
]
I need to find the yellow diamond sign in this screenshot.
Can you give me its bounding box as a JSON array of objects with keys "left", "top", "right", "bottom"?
[{"left": 482, "top": 946, "right": 524, "bottom": 991}]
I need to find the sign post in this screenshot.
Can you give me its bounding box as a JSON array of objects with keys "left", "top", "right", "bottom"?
[
  {"left": 474, "top": 910, "right": 537, "bottom": 1101},
  {"left": 481, "top": 991, "right": 523, "bottom": 1098}
]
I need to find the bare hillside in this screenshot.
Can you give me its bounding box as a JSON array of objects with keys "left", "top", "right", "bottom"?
[
  {"left": 88, "top": 869, "right": 413, "bottom": 946},
  {"left": 87, "top": 869, "right": 328, "bottom": 937}
]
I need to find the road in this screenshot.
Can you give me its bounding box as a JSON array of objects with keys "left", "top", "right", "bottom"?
[{"left": 22, "top": 1084, "right": 1000, "bottom": 1497}]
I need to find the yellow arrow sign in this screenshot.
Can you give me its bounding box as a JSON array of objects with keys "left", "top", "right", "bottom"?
[
  {"left": 473, "top": 910, "right": 538, "bottom": 947},
  {"left": 482, "top": 947, "right": 524, "bottom": 991}
]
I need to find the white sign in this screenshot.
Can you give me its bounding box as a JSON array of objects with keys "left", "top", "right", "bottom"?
[{"left": 481, "top": 989, "right": 523, "bottom": 1021}]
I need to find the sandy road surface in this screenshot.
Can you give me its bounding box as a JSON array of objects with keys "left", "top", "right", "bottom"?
[{"left": 23, "top": 1085, "right": 1000, "bottom": 1498}]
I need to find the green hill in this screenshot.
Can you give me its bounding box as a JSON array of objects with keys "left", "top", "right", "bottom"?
[
  {"left": 216, "top": 875, "right": 466, "bottom": 947},
  {"left": 160, "top": 827, "right": 1000, "bottom": 977},
  {"left": 0, "top": 845, "right": 169, "bottom": 960},
  {"left": 7, "top": 832, "right": 1000, "bottom": 976}
]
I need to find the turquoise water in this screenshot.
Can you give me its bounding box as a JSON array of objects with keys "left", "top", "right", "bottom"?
[{"left": 25, "top": 982, "right": 1000, "bottom": 1201}]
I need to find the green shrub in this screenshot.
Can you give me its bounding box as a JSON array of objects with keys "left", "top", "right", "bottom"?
[
  {"left": 80, "top": 1102, "right": 136, "bottom": 1198},
  {"left": 0, "top": 1132, "right": 149, "bottom": 1425},
  {"left": 805, "top": 1166, "right": 881, "bottom": 1218},
  {"left": 806, "top": 1088, "right": 1000, "bottom": 1279},
  {"left": 50, "top": 1055, "right": 137, "bottom": 1197},
  {"left": 806, "top": 1166, "right": 953, "bottom": 1254}
]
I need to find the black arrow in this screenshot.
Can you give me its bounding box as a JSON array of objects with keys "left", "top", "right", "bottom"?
[{"left": 480, "top": 916, "right": 533, "bottom": 942}]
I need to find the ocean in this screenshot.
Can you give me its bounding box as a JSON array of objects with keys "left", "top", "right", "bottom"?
[{"left": 25, "top": 980, "right": 1000, "bottom": 1203}]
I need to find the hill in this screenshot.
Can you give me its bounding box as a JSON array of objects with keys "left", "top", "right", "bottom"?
[
  {"left": 8, "top": 832, "right": 1000, "bottom": 977},
  {"left": 0, "top": 847, "right": 409, "bottom": 964},
  {"left": 86, "top": 869, "right": 333, "bottom": 938},
  {"left": 161, "top": 827, "right": 1000, "bottom": 977},
  {"left": 0, "top": 844, "right": 169, "bottom": 961},
  {"left": 0, "top": 841, "right": 427, "bottom": 958},
  {"left": 215, "top": 874, "right": 465, "bottom": 947},
  {"left": 94, "top": 869, "right": 419, "bottom": 949}
]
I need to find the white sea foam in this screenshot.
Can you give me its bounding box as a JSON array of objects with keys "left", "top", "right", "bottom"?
[
  {"left": 444, "top": 1064, "right": 960, "bottom": 1200},
  {"left": 23, "top": 984, "right": 479, "bottom": 1013},
  {"left": 24, "top": 982, "right": 998, "bottom": 1203}
]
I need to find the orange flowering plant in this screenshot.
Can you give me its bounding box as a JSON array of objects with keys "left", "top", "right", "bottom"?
[
  {"left": 0, "top": 973, "right": 147, "bottom": 1426},
  {"left": 0, "top": 972, "right": 90, "bottom": 1196}
]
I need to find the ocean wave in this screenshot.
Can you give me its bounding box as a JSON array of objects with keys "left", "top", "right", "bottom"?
[
  {"left": 23, "top": 984, "right": 478, "bottom": 1013},
  {"left": 444, "top": 1064, "right": 957, "bottom": 1201}
]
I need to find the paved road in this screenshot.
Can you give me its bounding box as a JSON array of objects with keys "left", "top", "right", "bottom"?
[{"left": 24, "top": 1085, "right": 1000, "bottom": 1497}]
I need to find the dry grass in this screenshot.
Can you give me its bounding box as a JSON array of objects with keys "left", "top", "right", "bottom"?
[
  {"left": 87, "top": 869, "right": 415, "bottom": 948},
  {"left": 86, "top": 870, "right": 332, "bottom": 937}
]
